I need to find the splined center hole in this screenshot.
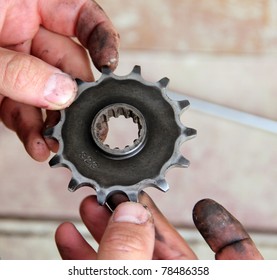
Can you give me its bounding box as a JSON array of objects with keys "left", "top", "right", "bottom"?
[
  {"left": 104, "top": 115, "right": 139, "bottom": 150},
  {"left": 92, "top": 103, "right": 147, "bottom": 158}
]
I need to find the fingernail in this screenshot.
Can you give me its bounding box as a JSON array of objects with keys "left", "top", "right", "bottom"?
[
  {"left": 113, "top": 202, "right": 151, "bottom": 225},
  {"left": 44, "top": 73, "right": 77, "bottom": 107}
]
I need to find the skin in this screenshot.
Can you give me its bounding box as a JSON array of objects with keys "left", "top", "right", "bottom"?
[
  {"left": 0, "top": 0, "right": 119, "bottom": 161},
  {"left": 193, "top": 199, "right": 263, "bottom": 260},
  {"left": 55, "top": 193, "right": 263, "bottom": 260},
  {"left": 0, "top": 0, "right": 263, "bottom": 261}
]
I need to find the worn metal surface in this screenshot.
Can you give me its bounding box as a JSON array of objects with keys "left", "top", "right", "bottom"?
[{"left": 45, "top": 66, "right": 196, "bottom": 204}]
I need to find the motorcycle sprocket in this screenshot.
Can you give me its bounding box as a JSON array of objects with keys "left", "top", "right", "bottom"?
[{"left": 45, "top": 66, "right": 196, "bottom": 205}]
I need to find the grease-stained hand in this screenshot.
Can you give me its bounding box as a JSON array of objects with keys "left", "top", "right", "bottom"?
[
  {"left": 0, "top": 0, "right": 119, "bottom": 161},
  {"left": 55, "top": 193, "right": 263, "bottom": 260}
]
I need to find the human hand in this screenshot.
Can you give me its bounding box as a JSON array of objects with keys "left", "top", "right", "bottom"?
[
  {"left": 0, "top": 0, "right": 119, "bottom": 161},
  {"left": 55, "top": 193, "right": 263, "bottom": 260}
]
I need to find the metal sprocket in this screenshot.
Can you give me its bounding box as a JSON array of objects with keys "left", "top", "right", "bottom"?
[{"left": 45, "top": 66, "right": 196, "bottom": 205}]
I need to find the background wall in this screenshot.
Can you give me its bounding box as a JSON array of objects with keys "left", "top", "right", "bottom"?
[{"left": 0, "top": 0, "right": 277, "bottom": 259}]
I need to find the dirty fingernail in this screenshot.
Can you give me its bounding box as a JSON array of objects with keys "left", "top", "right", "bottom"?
[
  {"left": 113, "top": 202, "right": 152, "bottom": 225},
  {"left": 44, "top": 73, "right": 77, "bottom": 107}
]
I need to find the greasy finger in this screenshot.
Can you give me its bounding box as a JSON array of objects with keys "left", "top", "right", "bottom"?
[
  {"left": 0, "top": 48, "right": 77, "bottom": 110},
  {"left": 44, "top": 110, "right": 61, "bottom": 152},
  {"left": 140, "top": 192, "right": 197, "bottom": 260},
  {"left": 97, "top": 202, "right": 155, "bottom": 260},
  {"left": 55, "top": 222, "right": 97, "bottom": 260},
  {"left": 79, "top": 195, "right": 112, "bottom": 243},
  {"left": 32, "top": 27, "right": 94, "bottom": 81},
  {"left": 0, "top": 98, "right": 50, "bottom": 161},
  {"left": 39, "top": 0, "right": 120, "bottom": 71},
  {"left": 193, "top": 199, "right": 263, "bottom": 260}
]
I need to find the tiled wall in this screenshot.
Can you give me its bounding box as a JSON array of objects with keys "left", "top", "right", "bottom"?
[
  {"left": 99, "top": 0, "right": 277, "bottom": 119},
  {"left": 0, "top": 0, "right": 276, "bottom": 259}
]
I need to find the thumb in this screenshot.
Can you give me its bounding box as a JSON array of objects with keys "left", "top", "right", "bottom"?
[
  {"left": 97, "top": 202, "right": 155, "bottom": 260},
  {"left": 0, "top": 48, "right": 77, "bottom": 110}
]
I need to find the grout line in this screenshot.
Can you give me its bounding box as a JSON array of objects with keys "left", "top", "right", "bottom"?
[
  {"left": 1, "top": 220, "right": 276, "bottom": 259},
  {"left": 168, "top": 90, "right": 277, "bottom": 134},
  {"left": 1, "top": 219, "right": 277, "bottom": 241},
  {"left": 1, "top": 218, "right": 277, "bottom": 237}
]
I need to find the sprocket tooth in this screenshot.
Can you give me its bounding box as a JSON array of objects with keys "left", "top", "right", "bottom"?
[
  {"left": 126, "top": 191, "right": 139, "bottom": 202},
  {"left": 49, "top": 154, "right": 63, "bottom": 167},
  {"left": 156, "top": 178, "right": 170, "bottom": 192},
  {"left": 75, "top": 78, "right": 84, "bottom": 86},
  {"left": 43, "top": 127, "right": 54, "bottom": 138},
  {"left": 177, "top": 100, "right": 190, "bottom": 111},
  {"left": 184, "top": 127, "right": 197, "bottom": 139},
  {"left": 157, "top": 77, "right": 170, "bottom": 88},
  {"left": 101, "top": 66, "right": 112, "bottom": 75},
  {"left": 97, "top": 189, "right": 108, "bottom": 205},
  {"left": 132, "top": 65, "right": 141, "bottom": 75},
  {"left": 68, "top": 178, "right": 80, "bottom": 192},
  {"left": 176, "top": 155, "right": 190, "bottom": 168}
]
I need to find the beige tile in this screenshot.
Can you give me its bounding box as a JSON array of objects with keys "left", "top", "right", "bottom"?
[
  {"left": 147, "top": 109, "right": 277, "bottom": 232},
  {"left": 0, "top": 219, "right": 99, "bottom": 260},
  {"left": 179, "top": 228, "right": 277, "bottom": 260},
  {"left": 0, "top": 124, "right": 92, "bottom": 220},
  {"left": 98, "top": 0, "right": 276, "bottom": 53},
  {"left": 109, "top": 52, "right": 277, "bottom": 121},
  {"left": 0, "top": 220, "right": 60, "bottom": 260},
  {"left": 1, "top": 219, "right": 276, "bottom": 259}
]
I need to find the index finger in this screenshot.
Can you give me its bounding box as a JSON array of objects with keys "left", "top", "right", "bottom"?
[
  {"left": 193, "top": 199, "right": 263, "bottom": 260},
  {"left": 39, "top": 0, "right": 120, "bottom": 71}
]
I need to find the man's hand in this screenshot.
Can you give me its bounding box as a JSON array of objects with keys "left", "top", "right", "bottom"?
[
  {"left": 55, "top": 193, "right": 263, "bottom": 260},
  {"left": 0, "top": 0, "right": 119, "bottom": 161}
]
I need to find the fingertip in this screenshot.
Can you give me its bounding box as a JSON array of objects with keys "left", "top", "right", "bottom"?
[
  {"left": 0, "top": 49, "right": 78, "bottom": 109},
  {"left": 55, "top": 221, "right": 97, "bottom": 260},
  {"left": 192, "top": 198, "right": 263, "bottom": 259},
  {"left": 76, "top": 2, "right": 120, "bottom": 73},
  {"left": 56, "top": 221, "right": 76, "bottom": 232},
  {"left": 112, "top": 202, "right": 153, "bottom": 225},
  {"left": 55, "top": 222, "right": 84, "bottom": 260},
  {"left": 43, "top": 73, "right": 78, "bottom": 109},
  {"left": 192, "top": 198, "right": 217, "bottom": 223},
  {"left": 193, "top": 199, "right": 248, "bottom": 252},
  {"left": 55, "top": 222, "right": 77, "bottom": 249},
  {"left": 97, "top": 202, "right": 155, "bottom": 260},
  {"left": 26, "top": 136, "right": 51, "bottom": 162}
]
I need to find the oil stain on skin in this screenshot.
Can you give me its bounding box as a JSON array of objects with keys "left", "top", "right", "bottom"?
[
  {"left": 192, "top": 199, "right": 250, "bottom": 253},
  {"left": 154, "top": 226, "right": 166, "bottom": 243},
  {"left": 75, "top": 1, "right": 119, "bottom": 71}
]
